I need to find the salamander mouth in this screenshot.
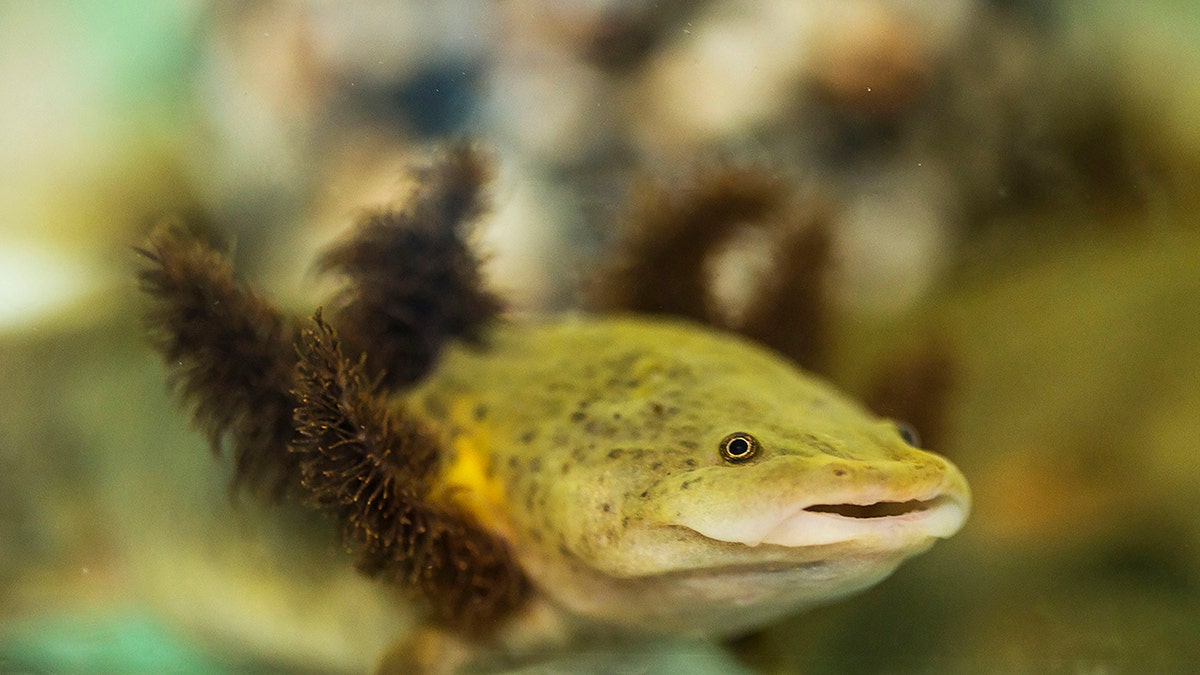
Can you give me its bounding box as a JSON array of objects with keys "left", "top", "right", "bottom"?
[
  {"left": 804, "top": 498, "right": 939, "bottom": 519},
  {"left": 676, "top": 493, "right": 969, "bottom": 548}
]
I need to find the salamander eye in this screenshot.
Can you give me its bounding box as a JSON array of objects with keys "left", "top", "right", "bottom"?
[
  {"left": 895, "top": 422, "right": 921, "bottom": 447},
  {"left": 719, "top": 432, "right": 759, "bottom": 463}
]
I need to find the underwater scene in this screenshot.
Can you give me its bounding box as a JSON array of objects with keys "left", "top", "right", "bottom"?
[{"left": 1, "top": 2, "right": 1199, "bottom": 673}]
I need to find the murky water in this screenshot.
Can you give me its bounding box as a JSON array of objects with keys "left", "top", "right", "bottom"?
[{"left": 2, "top": 2, "right": 1198, "bottom": 673}]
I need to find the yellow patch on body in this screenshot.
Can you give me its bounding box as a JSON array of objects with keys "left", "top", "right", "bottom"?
[{"left": 433, "top": 397, "right": 513, "bottom": 539}]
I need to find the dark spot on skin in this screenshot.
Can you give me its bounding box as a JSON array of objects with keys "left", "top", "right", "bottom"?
[
  {"left": 804, "top": 433, "right": 846, "bottom": 458},
  {"left": 612, "top": 412, "right": 622, "bottom": 421},
  {"left": 519, "top": 430, "right": 536, "bottom": 443},
  {"left": 570, "top": 411, "right": 586, "bottom": 423},
  {"left": 651, "top": 402, "right": 664, "bottom": 416},
  {"left": 602, "top": 503, "right": 612, "bottom": 513},
  {"left": 571, "top": 447, "right": 587, "bottom": 462},
  {"left": 529, "top": 458, "right": 542, "bottom": 472},
  {"left": 639, "top": 490, "right": 649, "bottom": 499},
  {"left": 530, "top": 530, "right": 543, "bottom": 544},
  {"left": 508, "top": 457, "right": 519, "bottom": 469},
  {"left": 473, "top": 404, "right": 488, "bottom": 421},
  {"left": 561, "top": 462, "right": 571, "bottom": 474},
  {"left": 622, "top": 516, "right": 630, "bottom": 527},
  {"left": 608, "top": 448, "right": 625, "bottom": 459},
  {"left": 650, "top": 462, "right": 662, "bottom": 471},
  {"left": 424, "top": 397, "right": 448, "bottom": 419},
  {"left": 833, "top": 468, "right": 847, "bottom": 477},
  {"left": 680, "top": 440, "right": 697, "bottom": 449},
  {"left": 684, "top": 459, "right": 697, "bottom": 468},
  {"left": 822, "top": 442, "right": 845, "bottom": 457}
]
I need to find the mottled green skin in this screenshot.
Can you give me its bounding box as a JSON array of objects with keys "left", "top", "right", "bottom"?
[{"left": 404, "top": 315, "right": 969, "bottom": 637}]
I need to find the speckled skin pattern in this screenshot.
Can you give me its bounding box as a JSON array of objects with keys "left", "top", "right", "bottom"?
[{"left": 404, "top": 314, "right": 969, "bottom": 637}]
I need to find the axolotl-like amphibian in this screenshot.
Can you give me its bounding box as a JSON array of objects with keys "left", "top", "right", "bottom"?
[
  {"left": 403, "top": 315, "right": 969, "bottom": 657},
  {"left": 138, "top": 147, "right": 969, "bottom": 672}
]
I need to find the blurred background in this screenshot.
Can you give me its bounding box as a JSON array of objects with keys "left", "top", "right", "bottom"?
[{"left": 1, "top": 1, "right": 1199, "bottom": 672}]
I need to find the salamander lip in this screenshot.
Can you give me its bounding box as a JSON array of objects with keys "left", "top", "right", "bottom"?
[{"left": 677, "top": 491, "right": 970, "bottom": 548}]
